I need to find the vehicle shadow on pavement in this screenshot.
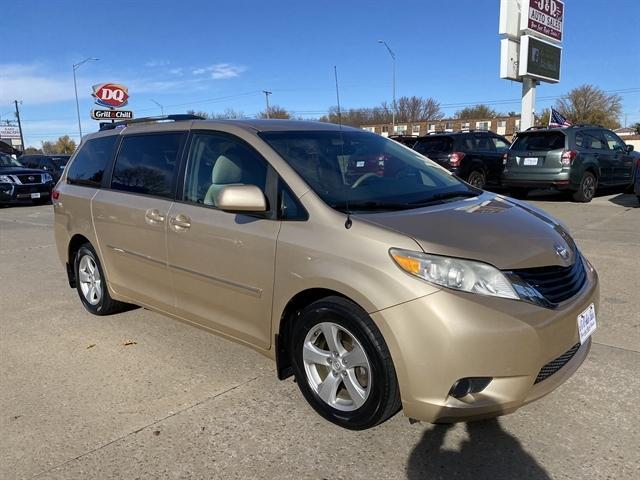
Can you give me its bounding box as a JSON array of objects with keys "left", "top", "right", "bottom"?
[
  {"left": 406, "top": 419, "right": 551, "bottom": 480},
  {"left": 608, "top": 193, "right": 639, "bottom": 208}
]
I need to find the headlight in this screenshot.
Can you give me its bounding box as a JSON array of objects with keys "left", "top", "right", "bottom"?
[
  {"left": 42, "top": 172, "right": 53, "bottom": 182},
  {"left": 390, "top": 248, "right": 519, "bottom": 300},
  {"left": 0, "top": 174, "right": 14, "bottom": 183}
]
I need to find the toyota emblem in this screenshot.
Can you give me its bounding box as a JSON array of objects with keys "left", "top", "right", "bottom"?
[
  {"left": 28, "top": 176, "right": 35, "bottom": 182},
  {"left": 554, "top": 243, "right": 570, "bottom": 260}
]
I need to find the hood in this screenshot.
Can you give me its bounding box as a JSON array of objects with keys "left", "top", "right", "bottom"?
[
  {"left": 0, "top": 166, "right": 47, "bottom": 175},
  {"left": 358, "top": 192, "right": 577, "bottom": 270}
]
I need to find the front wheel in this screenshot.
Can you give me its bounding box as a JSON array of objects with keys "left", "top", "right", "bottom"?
[
  {"left": 290, "top": 296, "right": 401, "bottom": 430},
  {"left": 572, "top": 172, "right": 597, "bottom": 203},
  {"left": 75, "top": 243, "right": 128, "bottom": 315}
]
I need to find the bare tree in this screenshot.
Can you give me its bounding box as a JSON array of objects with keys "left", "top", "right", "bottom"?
[
  {"left": 41, "top": 135, "right": 77, "bottom": 154},
  {"left": 396, "top": 96, "right": 444, "bottom": 122},
  {"left": 555, "top": 84, "right": 622, "bottom": 129}
]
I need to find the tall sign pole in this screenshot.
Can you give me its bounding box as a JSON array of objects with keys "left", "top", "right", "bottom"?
[
  {"left": 499, "top": 0, "right": 564, "bottom": 131},
  {"left": 13, "top": 100, "right": 25, "bottom": 153}
]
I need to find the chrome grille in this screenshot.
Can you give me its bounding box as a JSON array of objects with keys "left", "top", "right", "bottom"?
[
  {"left": 16, "top": 174, "right": 42, "bottom": 184},
  {"left": 512, "top": 254, "right": 586, "bottom": 305}
]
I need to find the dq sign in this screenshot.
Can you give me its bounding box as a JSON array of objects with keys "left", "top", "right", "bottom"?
[{"left": 92, "top": 83, "right": 129, "bottom": 108}]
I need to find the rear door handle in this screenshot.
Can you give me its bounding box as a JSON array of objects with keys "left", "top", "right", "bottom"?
[
  {"left": 169, "top": 214, "right": 191, "bottom": 231},
  {"left": 145, "top": 209, "right": 166, "bottom": 224}
]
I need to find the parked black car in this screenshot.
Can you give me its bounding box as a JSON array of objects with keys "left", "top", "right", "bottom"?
[
  {"left": 502, "top": 125, "right": 636, "bottom": 202},
  {"left": 388, "top": 135, "right": 418, "bottom": 147},
  {"left": 0, "top": 153, "right": 54, "bottom": 205},
  {"left": 19, "top": 154, "right": 70, "bottom": 182},
  {"left": 412, "top": 130, "right": 511, "bottom": 189}
]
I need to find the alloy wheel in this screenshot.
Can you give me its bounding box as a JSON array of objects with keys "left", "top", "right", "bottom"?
[
  {"left": 78, "top": 254, "right": 102, "bottom": 305},
  {"left": 302, "top": 322, "right": 371, "bottom": 411}
]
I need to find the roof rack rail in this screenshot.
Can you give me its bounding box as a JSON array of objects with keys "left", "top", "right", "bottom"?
[
  {"left": 99, "top": 114, "right": 205, "bottom": 131},
  {"left": 570, "top": 123, "right": 603, "bottom": 128}
]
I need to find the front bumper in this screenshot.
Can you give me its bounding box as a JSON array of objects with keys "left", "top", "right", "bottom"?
[
  {"left": 371, "top": 262, "right": 599, "bottom": 423},
  {"left": 0, "top": 182, "right": 53, "bottom": 203}
]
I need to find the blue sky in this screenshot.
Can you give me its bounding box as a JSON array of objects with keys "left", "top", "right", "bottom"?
[{"left": 1, "top": 0, "right": 639, "bottom": 147}]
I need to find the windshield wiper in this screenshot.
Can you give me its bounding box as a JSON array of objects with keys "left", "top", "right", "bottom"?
[{"left": 330, "top": 201, "right": 416, "bottom": 212}]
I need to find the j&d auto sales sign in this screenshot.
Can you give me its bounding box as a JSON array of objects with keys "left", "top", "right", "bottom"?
[
  {"left": 521, "top": 0, "right": 564, "bottom": 42},
  {"left": 92, "top": 83, "right": 129, "bottom": 108}
]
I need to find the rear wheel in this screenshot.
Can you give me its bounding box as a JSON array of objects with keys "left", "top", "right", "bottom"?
[
  {"left": 75, "top": 243, "right": 128, "bottom": 315},
  {"left": 466, "top": 170, "right": 486, "bottom": 189},
  {"left": 290, "top": 296, "right": 401, "bottom": 430},
  {"left": 573, "top": 172, "right": 597, "bottom": 203}
]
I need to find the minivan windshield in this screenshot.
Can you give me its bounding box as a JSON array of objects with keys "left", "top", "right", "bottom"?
[
  {"left": 261, "top": 130, "right": 477, "bottom": 212},
  {"left": 512, "top": 132, "right": 566, "bottom": 151}
]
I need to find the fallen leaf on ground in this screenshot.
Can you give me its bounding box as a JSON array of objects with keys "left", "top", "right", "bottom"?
[
  {"left": 86, "top": 344, "right": 96, "bottom": 349},
  {"left": 123, "top": 341, "right": 137, "bottom": 346}
]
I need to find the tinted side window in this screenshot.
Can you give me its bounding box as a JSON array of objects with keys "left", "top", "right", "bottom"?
[
  {"left": 474, "top": 135, "right": 496, "bottom": 152},
  {"left": 67, "top": 135, "right": 119, "bottom": 187},
  {"left": 413, "top": 136, "right": 454, "bottom": 155},
  {"left": 582, "top": 130, "right": 607, "bottom": 150},
  {"left": 183, "top": 132, "right": 268, "bottom": 207},
  {"left": 111, "top": 133, "right": 186, "bottom": 199},
  {"left": 278, "top": 179, "right": 307, "bottom": 221},
  {"left": 602, "top": 130, "right": 626, "bottom": 151},
  {"left": 492, "top": 137, "right": 510, "bottom": 152}
]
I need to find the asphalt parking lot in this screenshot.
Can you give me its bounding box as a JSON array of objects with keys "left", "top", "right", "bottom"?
[{"left": 1, "top": 192, "right": 638, "bottom": 480}]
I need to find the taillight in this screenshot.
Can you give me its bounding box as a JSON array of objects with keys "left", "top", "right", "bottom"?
[
  {"left": 448, "top": 151, "right": 465, "bottom": 167},
  {"left": 561, "top": 150, "right": 578, "bottom": 166},
  {"left": 52, "top": 189, "right": 60, "bottom": 200},
  {"left": 502, "top": 152, "right": 508, "bottom": 165}
]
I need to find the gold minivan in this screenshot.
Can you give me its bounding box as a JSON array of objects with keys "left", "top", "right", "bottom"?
[{"left": 53, "top": 115, "right": 598, "bottom": 430}]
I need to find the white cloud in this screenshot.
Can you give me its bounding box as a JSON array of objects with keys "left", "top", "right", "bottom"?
[
  {"left": 168, "top": 68, "right": 183, "bottom": 76},
  {"left": 191, "top": 63, "right": 247, "bottom": 80},
  {"left": 0, "top": 64, "right": 76, "bottom": 104}
]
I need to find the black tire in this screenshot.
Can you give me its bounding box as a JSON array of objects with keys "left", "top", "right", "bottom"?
[
  {"left": 509, "top": 187, "right": 529, "bottom": 199},
  {"left": 572, "top": 171, "right": 597, "bottom": 203},
  {"left": 74, "top": 243, "right": 128, "bottom": 315},
  {"left": 466, "top": 170, "right": 486, "bottom": 189},
  {"left": 290, "top": 296, "right": 401, "bottom": 430}
]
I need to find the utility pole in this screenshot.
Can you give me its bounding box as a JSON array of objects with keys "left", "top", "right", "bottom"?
[
  {"left": 14, "top": 100, "right": 25, "bottom": 153},
  {"left": 72, "top": 57, "right": 99, "bottom": 140},
  {"left": 262, "top": 90, "right": 272, "bottom": 118}
]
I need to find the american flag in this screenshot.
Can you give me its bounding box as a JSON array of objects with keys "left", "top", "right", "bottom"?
[{"left": 548, "top": 108, "right": 572, "bottom": 128}]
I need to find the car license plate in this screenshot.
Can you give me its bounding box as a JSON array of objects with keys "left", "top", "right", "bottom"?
[
  {"left": 523, "top": 157, "right": 539, "bottom": 166},
  {"left": 31, "top": 192, "right": 41, "bottom": 199},
  {"left": 577, "top": 303, "right": 597, "bottom": 344}
]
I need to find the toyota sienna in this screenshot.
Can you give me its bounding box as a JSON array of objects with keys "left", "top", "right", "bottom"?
[{"left": 53, "top": 115, "right": 599, "bottom": 429}]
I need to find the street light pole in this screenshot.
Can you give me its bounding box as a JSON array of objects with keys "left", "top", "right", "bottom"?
[
  {"left": 378, "top": 40, "right": 396, "bottom": 133},
  {"left": 151, "top": 99, "right": 164, "bottom": 116},
  {"left": 72, "top": 57, "right": 99, "bottom": 140},
  {"left": 13, "top": 100, "right": 25, "bottom": 153},
  {"left": 262, "top": 90, "right": 272, "bottom": 118}
]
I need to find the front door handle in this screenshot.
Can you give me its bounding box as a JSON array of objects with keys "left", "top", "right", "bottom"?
[
  {"left": 169, "top": 214, "right": 191, "bottom": 231},
  {"left": 145, "top": 209, "right": 166, "bottom": 224}
]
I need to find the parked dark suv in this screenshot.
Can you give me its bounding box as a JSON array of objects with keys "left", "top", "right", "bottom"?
[
  {"left": 0, "top": 153, "right": 54, "bottom": 205},
  {"left": 19, "top": 154, "right": 71, "bottom": 183},
  {"left": 412, "top": 131, "right": 510, "bottom": 189},
  {"left": 502, "top": 126, "right": 635, "bottom": 202}
]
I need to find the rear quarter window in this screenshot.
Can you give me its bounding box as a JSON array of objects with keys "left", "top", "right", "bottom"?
[
  {"left": 67, "top": 135, "right": 119, "bottom": 187},
  {"left": 512, "top": 132, "right": 566, "bottom": 151},
  {"left": 110, "top": 132, "right": 186, "bottom": 199}
]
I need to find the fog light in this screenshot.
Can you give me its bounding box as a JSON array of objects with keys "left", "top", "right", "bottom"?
[{"left": 449, "top": 377, "right": 492, "bottom": 398}]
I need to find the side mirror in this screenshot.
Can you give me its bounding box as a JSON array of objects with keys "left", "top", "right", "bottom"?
[
  {"left": 625, "top": 144, "right": 634, "bottom": 153},
  {"left": 215, "top": 184, "right": 267, "bottom": 213}
]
